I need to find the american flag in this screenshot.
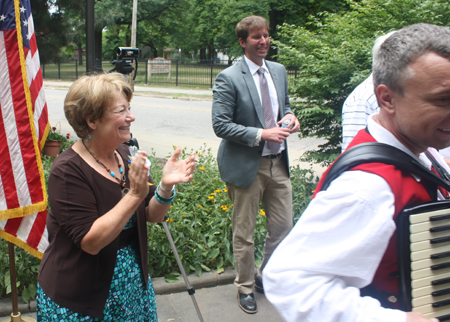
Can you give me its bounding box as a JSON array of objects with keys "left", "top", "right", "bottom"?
[{"left": 0, "top": 0, "right": 49, "bottom": 258}]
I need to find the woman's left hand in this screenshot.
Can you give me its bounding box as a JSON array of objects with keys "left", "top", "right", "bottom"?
[{"left": 160, "top": 147, "right": 195, "bottom": 188}]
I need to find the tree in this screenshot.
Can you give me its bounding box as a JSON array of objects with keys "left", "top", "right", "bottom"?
[
  {"left": 31, "top": 0, "right": 70, "bottom": 64},
  {"left": 275, "top": 0, "right": 450, "bottom": 165}
]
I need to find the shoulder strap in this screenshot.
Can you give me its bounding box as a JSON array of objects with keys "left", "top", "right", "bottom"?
[{"left": 319, "top": 142, "right": 450, "bottom": 193}]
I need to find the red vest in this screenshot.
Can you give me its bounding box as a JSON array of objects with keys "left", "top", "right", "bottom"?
[{"left": 314, "top": 129, "right": 432, "bottom": 306}]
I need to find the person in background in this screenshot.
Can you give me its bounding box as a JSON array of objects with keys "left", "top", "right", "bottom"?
[
  {"left": 212, "top": 15, "right": 300, "bottom": 314},
  {"left": 341, "top": 31, "right": 396, "bottom": 151},
  {"left": 264, "top": 23, "right": 450, "bottom": 322},
  {"left": 37, "top": 73, "right": 196, "bottom": 321}
]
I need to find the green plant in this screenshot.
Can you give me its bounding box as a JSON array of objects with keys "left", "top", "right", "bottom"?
[
  {"left": 147, "top": 144, "right": 236, "bottom": 280},
  {"left": 46, "top": 124, "right": 68, "bottom": 142},
  {"left": 290, "top": 165, "right": 319, "bottom": 223},
  {"left": 0, "top": 240, "right": 40, "bottom": 303}
]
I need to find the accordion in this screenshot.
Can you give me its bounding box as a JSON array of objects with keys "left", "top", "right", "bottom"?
[{"left": 398, "top": 200, "right": 450, "bottom": 321}]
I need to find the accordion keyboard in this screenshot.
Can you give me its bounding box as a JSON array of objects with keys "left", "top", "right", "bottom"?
[{"left": 410, "top": 208, "right": 450, "bottom": 321}]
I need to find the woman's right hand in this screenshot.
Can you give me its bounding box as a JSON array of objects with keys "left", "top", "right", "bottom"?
[{"left": 128, "top": 151, "right": 150, "bottom": 200}]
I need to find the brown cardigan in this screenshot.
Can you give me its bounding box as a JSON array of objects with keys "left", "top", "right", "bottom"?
[{"left": 38, "top": 144, "right": 156, "bottom": 318}]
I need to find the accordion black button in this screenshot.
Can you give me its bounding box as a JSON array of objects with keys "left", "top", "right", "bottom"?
[
  {"left": 432, "top": 288, "right": 450, "bottom": 297},
  {"left": 432, "top": 277, "right": 450, "bottom": 286},
  {"left": 432, "top": 298, "right": 450, "bottom": 308}
]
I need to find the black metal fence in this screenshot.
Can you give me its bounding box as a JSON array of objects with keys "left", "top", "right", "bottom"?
[{"left": 41, "top": 59, "right": 300, "bottom": 87}]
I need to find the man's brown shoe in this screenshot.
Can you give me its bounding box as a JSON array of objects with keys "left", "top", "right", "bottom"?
[{"left": 237, "top": 292, "right": 257, "bottom": 314}]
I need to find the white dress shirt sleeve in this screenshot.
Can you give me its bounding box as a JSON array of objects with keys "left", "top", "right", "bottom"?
[{"left": 263, "top": 170, "right": 407, "bottom": 322}]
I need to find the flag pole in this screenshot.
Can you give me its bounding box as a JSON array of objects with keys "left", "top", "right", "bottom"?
[{"left": 1, "top": 243, "right": 36, "bottom": 322}]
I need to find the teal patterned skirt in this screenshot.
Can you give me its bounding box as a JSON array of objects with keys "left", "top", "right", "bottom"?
[{"left": 36, "top": 240, "right": 157, "bottom": 321}]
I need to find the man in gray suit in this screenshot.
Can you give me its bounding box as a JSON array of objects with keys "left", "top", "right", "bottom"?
[{"left": 212, "top": 15, "right": 300, "bottom": 314}]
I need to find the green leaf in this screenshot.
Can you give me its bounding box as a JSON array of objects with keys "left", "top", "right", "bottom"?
[
  {"left": 200, "top": 264, "right": 210, "bottom": 272},
  {"left": 22, "top": 288, "right": 30, "bottom": 303},
  {"left": 164, "top": 274, "right": 180, "bottom": 283},
  {"left": 216, "top": 256, "right": 223, "bottom": 270},
  {"left": 194, "top": 264, "right": 202, "bottom": 277},
  {"left": 28, "top": 283, "right": 37, "bottom": 298},
  {"left": 209, "top": 248, "right": 220, "bottom": 260}
]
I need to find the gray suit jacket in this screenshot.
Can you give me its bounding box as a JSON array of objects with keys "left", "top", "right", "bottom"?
[{"left": 212, "top": 59, "right": 293, "bottom": 188}]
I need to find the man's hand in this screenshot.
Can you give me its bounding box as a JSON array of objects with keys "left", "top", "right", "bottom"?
[
  {"left": 261, "top": 127, "right": 290, "bottom": 143},
  {"left": 406, "top": 312, "right": 439, "bottom": 322},
  {"left": 278, "top": 114, "right": 300, "bottom": 133}
]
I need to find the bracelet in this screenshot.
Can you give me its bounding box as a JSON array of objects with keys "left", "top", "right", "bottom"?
[
  {"left": 155, "top": 183, "right": 176, "bottom": 204},
  {"left": 159, "top": 181, "right": 175, "bottom": 194}
]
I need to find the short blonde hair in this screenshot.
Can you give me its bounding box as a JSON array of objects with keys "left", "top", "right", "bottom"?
[{"left": 64, "top": 73, "right": 133, "bottom": 139}]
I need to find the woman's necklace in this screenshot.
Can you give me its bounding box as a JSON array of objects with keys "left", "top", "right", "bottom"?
[{"left": 82, "top": 140, "right": 127, "bottom": 193}]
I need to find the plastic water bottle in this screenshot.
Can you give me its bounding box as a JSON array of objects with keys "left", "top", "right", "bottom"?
[{"left": 281, "top": 118, "right": 291, "bottom": 128}]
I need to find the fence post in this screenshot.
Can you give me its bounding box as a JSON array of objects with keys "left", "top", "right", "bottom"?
[
  {"left": 176, "top": 59, "right": 179, "bottom": 86},
  {"left": 210, "top": 59, "right": 214, "bottom": 88},
  {"left": 75, "top": 60, "right": 78, "bottom": 79},
  {"left": 145, "top": 58, "right": 148, "bottom": 84},
  {"left": 58, "top": 62, "right": 61, "bottom": 80},
  {"left": 42, "top": 64, "right": 45, "bottom": 79}
]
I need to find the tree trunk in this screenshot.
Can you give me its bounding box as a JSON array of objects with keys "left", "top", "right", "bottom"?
[
  {"left": 77, "top": 42, "right": 83, "bottom": 65},
  {"left": 267, "top": 8, "right": 278, "bottom": 61},
  {"left": 95, "top": 29, "right": 103, "bottom": 71},
  {"left": 199, "top": 48, "right": 206, "bottom": 60}
]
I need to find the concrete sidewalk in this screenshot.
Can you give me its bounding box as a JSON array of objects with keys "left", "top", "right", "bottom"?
[
  {"left": 0, "top": 268, "right": 282, "bottom": 321},
  {"left": 44, "top": 80, "right": 213, "bottom": 98}
]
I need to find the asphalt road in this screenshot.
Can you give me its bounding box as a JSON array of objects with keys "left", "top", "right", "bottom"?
[{"left": 44, "top": 86, "right": 326, "bottom": 174}]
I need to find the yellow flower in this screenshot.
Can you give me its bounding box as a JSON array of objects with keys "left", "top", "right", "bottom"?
[
  {"left": 208, "top": 196, "right": 214, "bottom": 199},
  {"left": 259, "top": 209, "right": 266, "bottom": 216},
  {"left": 197, "top": 153, "right": 202, "bottom": 156},
  {"left": 199, "top": 167, "right": 205, "bottom": 170},
  {"left": 165, "top": 218, "right": 173, "bottom": 222},
  {"left": 220, "top": 205, "right": 228, "bottom": 211},
  {"left": 210, "top": 192, "right": 216, "bottom": 195},
  {"left": 224, "top": 189, "right": 228, "bottom": 193},
  {"left": 215, "top": 189, "right": 222, "bottom": 193},
  {"left": 182, "top": 214, "right": 186, "bottom": 217},
  {"left": 197, "top": 205, "right": 203, "bottom": 208}
]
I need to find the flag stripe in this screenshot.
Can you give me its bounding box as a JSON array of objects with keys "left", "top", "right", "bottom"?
[
  {"left": 0, "top": 30, "right": 21, "bottom": 213},
  {"left": 0, "top": 0, "right": 49, "bottom": 258}
]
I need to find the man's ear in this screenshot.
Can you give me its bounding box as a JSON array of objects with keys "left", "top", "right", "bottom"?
[
  {"left": 238, "top": 37, "right": 246, "bottom": 49},
  {"left": 376, "top": 84, "right": 396, "bottom": 114}
]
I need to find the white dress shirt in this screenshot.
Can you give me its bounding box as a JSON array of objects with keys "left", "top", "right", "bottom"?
[
  {"left": 244, "top": 55, "right": 286, "bottom": 155},
  {"left": 263, "top": 115, "right": 450, "bottom": 322},
  {"left": 342, "top": 74, "right": 379, "bottom": 151}
]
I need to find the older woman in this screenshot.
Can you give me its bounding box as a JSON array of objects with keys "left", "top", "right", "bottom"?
[{"left": 37, "top": 73, "right": 195, "bottom": 321}]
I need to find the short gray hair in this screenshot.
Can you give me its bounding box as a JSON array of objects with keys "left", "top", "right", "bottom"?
[
  {"left": 373, "top": 23, "right": 450, "bottom": 95},
  {"left": 372, "top": 30, "right": 397, "bottom": 65}
]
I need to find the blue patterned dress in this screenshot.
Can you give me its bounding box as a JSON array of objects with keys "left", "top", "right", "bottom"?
[{"left": 36, "top": 214, "right": 157, "bottom": 321}]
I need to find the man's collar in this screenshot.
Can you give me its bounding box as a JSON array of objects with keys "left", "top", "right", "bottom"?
[{"left": 244, "top": 55, "right": 268, "bottom": 75}]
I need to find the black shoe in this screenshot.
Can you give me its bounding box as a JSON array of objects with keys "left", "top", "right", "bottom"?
[
  {"left": 237, "top": 292, "right": 257, "bottom": 314},
  {"left": 255, "top": 273, "right": 264, "bottom": 294}
]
